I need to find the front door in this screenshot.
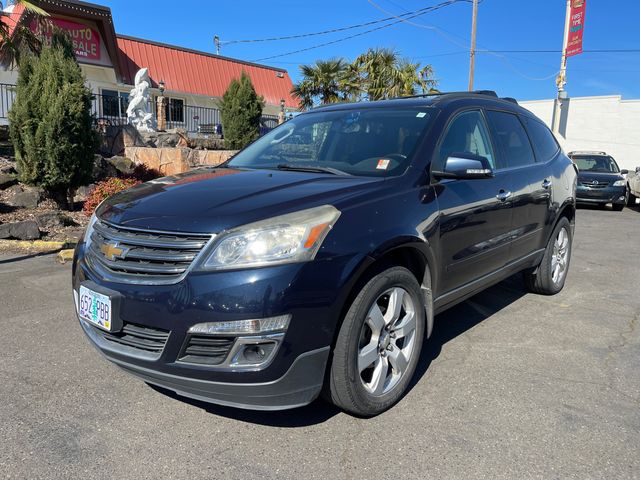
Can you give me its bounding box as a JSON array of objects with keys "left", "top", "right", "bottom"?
[{"left": 433, "top": 110, "right": 514, "bottom": 296}]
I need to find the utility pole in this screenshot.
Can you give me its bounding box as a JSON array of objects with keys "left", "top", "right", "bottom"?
[
  {"left": 467, "top": 0, "right": 479, "bottom": 91},
  {"left": 214, "top": 35, "right": 221, "bottom": 55},
  {"left": 552, "top": 0, "right": 572, "bottom": 135}
]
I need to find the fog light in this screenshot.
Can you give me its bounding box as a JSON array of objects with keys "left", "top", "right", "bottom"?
[
  {"left": 241, "top": 342, "right": 276, "bottom": 363},
  {"left": 231, "top": 339, "right": 279, "bottom": 367}
]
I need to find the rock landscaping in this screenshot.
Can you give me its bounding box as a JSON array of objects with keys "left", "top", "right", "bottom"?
[{"left": 0, "top": 155, "right": 87, "bottom": 242}]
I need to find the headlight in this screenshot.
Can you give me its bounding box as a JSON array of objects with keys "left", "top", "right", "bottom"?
[
  {"left": 613, "top": 180, "right": 625, "bottom": 187},
  {"left": 201, "top": 205, "right": 341, "bottom": 270},
  {"left": 83, "top": 213, "right": 98, "bottom": 250}
]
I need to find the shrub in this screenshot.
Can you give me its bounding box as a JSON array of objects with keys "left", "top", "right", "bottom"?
[
  {"left": 219, "top": 71, "right": 265, "bottom": 149},
  {"left": 83, "top": 177, "right": 140, "bottom": 216},
  {"left": 9, "top": 30, "right": 97, "bottom": 209}
]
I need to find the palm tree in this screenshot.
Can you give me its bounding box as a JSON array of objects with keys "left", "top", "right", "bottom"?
[
  {"left": 355, "top": 48, "right": 399, "bottom": 101},
  {"left": 291, "top": 58, "right": 347, "bottom": 109},
  {"left": 355, "top": 48, "right": 438, "bottom": 100},
  {"left": 0, "top": 1, "right": 49, "bottom": 67},
  {"left": 292, "top": 49, "right": 438, "bottom": 109}
]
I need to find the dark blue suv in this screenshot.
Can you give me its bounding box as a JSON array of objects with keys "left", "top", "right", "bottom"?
[{"left": 73, "top": 92, "right": 577, "bottom": 416}]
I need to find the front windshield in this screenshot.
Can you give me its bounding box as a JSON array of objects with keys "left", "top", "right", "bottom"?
[
  {"left": 573, "top": 155, "right": 620, "bottom": 173},
  {"left": 228, "top": 107, "right": 435, "bottom": 177}
]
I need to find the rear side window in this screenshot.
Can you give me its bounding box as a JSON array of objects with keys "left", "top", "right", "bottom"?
[
  {"left": 522, "top": 117, "right": 560, "bottom": 162},
  {"left": 486, "top": 111, "right": 536, "bottom": 168}
]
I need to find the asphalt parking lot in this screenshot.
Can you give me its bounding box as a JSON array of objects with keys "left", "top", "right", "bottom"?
[{"left": 0, "top": 206, "right": 638, "bottom": 479}]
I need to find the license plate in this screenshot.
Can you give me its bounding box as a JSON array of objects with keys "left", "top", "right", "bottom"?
[{"left": 78, "top": 285, "right": 112, "bottom": 331}]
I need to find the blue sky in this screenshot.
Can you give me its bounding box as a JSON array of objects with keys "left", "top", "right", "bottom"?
[{"left": 108, "top": 0, "right": 640, "bottom": 101}]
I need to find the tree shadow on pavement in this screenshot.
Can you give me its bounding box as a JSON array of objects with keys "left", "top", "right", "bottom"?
[
  {"left": 150, "top": 274, "right": 529, "bottom": 427},
  {"left": 0, "top": 250, "right": 62, "bottom": 264}
]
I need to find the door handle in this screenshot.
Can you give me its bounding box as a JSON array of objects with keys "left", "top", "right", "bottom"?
[
  {"left": 496, "top": 190, "right": 512, "bottom": 202},
  {"left": 542, "top": 179, "right": 552, "bottom": 189}
]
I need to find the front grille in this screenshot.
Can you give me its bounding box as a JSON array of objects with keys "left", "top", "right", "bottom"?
[
  {"left": 579, "top": 180, "right": 610, "bottom": 189},
  {"left": 86, "top": 220, "right": 213, "bottom": 284},
  {"left": 178, "top": 335, "right": 235, "bottom": 365},
  {"left": 96, "top": 322, "right": 170, "bottom": 353}
]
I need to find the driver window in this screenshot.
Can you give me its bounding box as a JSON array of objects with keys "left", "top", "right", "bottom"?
[{"left": 437, "top": 110, "right": 495, "bottom": 169}]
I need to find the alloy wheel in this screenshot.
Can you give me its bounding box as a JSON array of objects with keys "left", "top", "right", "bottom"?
[
  {"left": 357, "top": 287, "right": 417, "bottom": 396},
  {"left": 551, "top": 227, "right": 570, "bottom": 284}
]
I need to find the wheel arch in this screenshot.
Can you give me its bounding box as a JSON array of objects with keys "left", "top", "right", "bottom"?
[{"left": 334, "top": 238, "right": 436, "bottom": 344}]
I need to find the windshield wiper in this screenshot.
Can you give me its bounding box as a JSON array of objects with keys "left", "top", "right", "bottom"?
[{"left": 276, "top": 163, "right": 350, "bottom": 176}]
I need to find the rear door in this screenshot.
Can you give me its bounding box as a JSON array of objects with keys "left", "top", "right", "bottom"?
[
  {"left": 433, "top": 109, "right": 515, "bottom": 295},
  {"left": 485, "top": 110, "right": 554, "bottom": 262}
]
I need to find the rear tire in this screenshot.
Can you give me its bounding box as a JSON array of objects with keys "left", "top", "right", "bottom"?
[
  {"left": 524, "top": 217, "right": 572, "bottom": 295},
  {"left": 328, "top": 266, "right": 425, "bottom": 416}
]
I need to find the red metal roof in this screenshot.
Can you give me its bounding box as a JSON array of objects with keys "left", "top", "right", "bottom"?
[
  {"left": 0, "top": 3, "right": 26, "bottom": 37},
  {"left": 117, "top": 35, "right": 297, "bottom": 108}
]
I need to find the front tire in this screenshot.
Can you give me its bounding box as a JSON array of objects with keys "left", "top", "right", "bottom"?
[
  {"left": 328, "top": 266, "right": 425, "bottom": 416},
  {"left": 625, "top": 187, "right": 636, "bottom": 207},
  {"left": 612, "top": 203, "right": 624, "bottom": 212},
  {"left": 524, "top": 217, "right": 572, "bottom": 295}
]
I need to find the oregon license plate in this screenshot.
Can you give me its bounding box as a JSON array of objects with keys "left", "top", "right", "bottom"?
[{"left": 78, "top": 285, "right": 112, "bottom": 331}]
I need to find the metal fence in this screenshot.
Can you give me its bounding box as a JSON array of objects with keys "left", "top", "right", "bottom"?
[
  {"left": 1, "top": 84, "right": 279, "bottom": 136},
  {"left": 0, "top": 83, "right": 16, "bottom": 119}
]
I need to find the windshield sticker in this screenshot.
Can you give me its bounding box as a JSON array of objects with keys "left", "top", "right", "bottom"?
[
  {"left": 416, "top": 112, "right": 427, "bottom": 118},
  {"left": 376, "top": 159, "right": 391, "bottom": 170}
]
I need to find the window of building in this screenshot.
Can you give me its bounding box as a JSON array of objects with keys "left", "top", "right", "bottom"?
[
  {"left": 486, "top": 110, "right": 536, "bottom": 168},
  {"left": 436, "top": 110, "right": 496, "bottom": 169},
  {"left": 166, "top": 98, "right": 184, "bottom": 123},
  {"left": 522, "top": 116, "right": 560, "bottom": 162},
  {"left": 101, "top": 89, "right": 128, "bottom": 118}
]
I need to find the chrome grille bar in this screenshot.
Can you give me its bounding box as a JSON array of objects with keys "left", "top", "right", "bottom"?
[{"left": 86, "top": 219, "right": 214, "bottom": 285}]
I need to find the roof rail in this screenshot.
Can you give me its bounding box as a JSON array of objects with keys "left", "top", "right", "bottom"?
[
  {"left": 501, "top": 97, "right": 519, "bottom": 105},
  {"left": 394, "top": 90, "right": 499, "bottom": 100}
]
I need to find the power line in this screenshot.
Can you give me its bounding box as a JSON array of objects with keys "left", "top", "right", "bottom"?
[
  {"left": 481, "top": 49, "right": 640, "bottom": 54},
  {"left": 250, "top": 0, "right": 471, "bottom": 62},
  {"left": 222, "top": 0, "right": 472, "bottom": 46}
]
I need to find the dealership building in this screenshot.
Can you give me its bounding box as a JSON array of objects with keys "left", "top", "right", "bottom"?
[{"left": 0, "top": 0, "right": 298, "bottom": 132}]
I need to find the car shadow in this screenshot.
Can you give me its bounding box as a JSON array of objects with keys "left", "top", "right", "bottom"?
[
  {"left": 406, "top": 273, "right": 528, "bottom": 394},
  {"left": 150, "top": 274, "right": 529, "bottom": 427}
]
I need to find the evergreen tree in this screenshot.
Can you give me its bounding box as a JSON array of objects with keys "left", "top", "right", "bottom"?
[
  {"left": 9, "top": 30, "right": 97, "bottom": 208},
  {"left": 219, "top": 72, "right": 264, "bottom": 150}
]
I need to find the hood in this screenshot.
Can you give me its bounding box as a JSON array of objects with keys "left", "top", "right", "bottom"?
[
  {"left": 577, "top": 171, "right": 624, "bottom": 184},
  {"left": 97, "top": 168, "right": 383, "bottom": 233}
]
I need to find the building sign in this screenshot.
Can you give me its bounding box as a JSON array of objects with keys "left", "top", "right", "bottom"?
[
  {"left": 32, "top": 18, "right": 101, "bottom": 61},
  {"left": 566, "top": 0, "right": 586, "bottom": 58}
]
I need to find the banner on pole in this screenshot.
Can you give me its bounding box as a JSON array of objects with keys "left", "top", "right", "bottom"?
[{"left": 566, "top": 0, "right": 586, "bottom": 57}]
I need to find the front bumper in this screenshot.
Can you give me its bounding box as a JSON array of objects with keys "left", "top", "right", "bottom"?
[
  {"left": 576, "top": 185, "right": 625, "bottom": 205},
  {"left": 80, "top": 317, "right": 329, "bottom": 410},
  {"left": 72, "top": 242, "right": 360, "bottom": 410}
]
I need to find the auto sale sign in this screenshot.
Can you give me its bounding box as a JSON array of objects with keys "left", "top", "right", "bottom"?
[
  {"left": 566, "top": 0, "right": 586, "bottom": 57},
  {"left": 32, "top": 18, "right": 101, "bottom": 61}
]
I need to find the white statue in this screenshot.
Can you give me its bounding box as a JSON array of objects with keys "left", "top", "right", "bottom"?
[{"left": 127, "top": 68, "right": 156, "bottom": 132}]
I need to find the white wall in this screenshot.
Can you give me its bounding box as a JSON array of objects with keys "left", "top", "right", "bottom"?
[{"left": 520, "top": 95, "right": 640, "bottom": 171}]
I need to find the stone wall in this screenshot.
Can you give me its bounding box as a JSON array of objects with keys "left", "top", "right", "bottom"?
[{"left": 124, "top": 147, "right": 238, "bottom": 175}]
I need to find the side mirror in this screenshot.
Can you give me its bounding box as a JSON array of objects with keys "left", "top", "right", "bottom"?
[
  {"left": 433, "top": 153, "right": 494, "bottom": 180},
  {"left": 621, "top": 169, "right": 629, "bottom": 175}
]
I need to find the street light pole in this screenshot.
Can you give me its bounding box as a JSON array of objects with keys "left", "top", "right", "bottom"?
[
  {"left": 467, "top": 0, "right": 479, "bottom": 91},
  {"left": 552, "top": 0, "right": 572, "bottom": 135}
]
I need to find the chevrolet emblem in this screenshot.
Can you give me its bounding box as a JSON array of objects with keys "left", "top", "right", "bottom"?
[{"left": 100, "top": 242, "right": 128, "bottom": 261}]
